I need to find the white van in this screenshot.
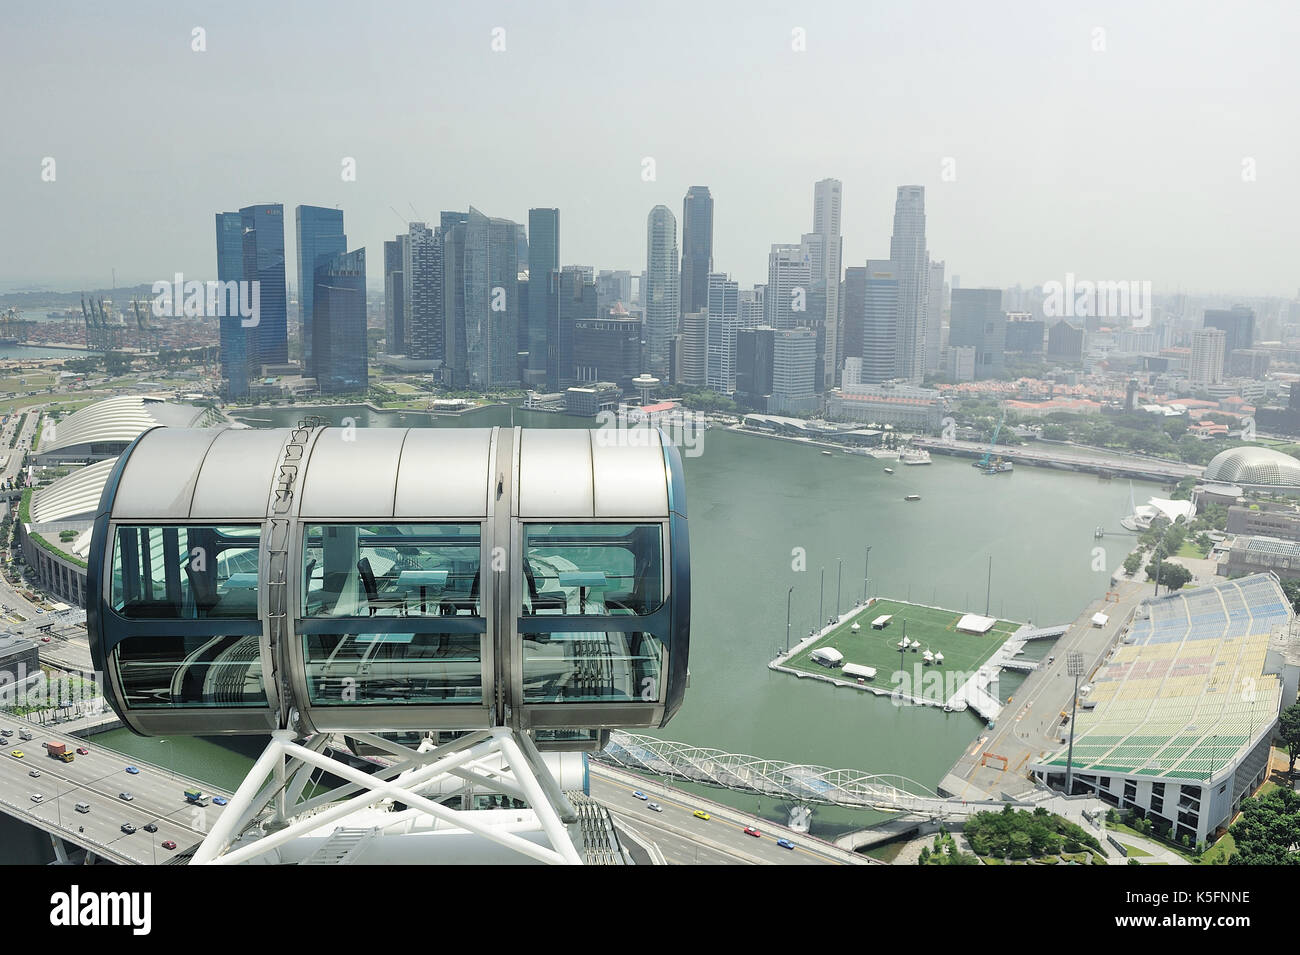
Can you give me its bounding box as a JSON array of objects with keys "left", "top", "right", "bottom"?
[{"left": 74, "top": 802, "right": 90, "bottom": 813}]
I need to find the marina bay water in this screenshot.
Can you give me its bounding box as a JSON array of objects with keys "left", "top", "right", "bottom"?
[{"left": 84, "top": 404, "right": 1155, "bottom": 837}]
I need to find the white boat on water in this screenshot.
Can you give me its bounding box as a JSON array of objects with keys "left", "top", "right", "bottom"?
[
  {"left": 884, "top": 467, "right": 895, "bottom": 475},
  {"left": 900, "top": 448, "right": 931, "bottom": 465}
]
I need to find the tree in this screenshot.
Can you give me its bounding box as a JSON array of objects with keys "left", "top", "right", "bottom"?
[
  {"left": 1279, "top": 701, "right": 1300, "bottom": 775},
  {"left": 1123, "top": 551, "right": 1144, "bottom": 577},
  {"left": 1229, "top": 788, "right": 1300, "bottom": 865},
  {"left": 1145, "top": 558, "right": 1192, "bottom": 591}
]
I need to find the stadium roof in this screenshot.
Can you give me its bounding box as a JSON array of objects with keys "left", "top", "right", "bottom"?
[
  {"left": 1033, "top": 574, "right": 1288, "bottom": 782},
  {"left": 29, "top": 457, "right": 119, "bottom": 525},
  {"left": 38, "top": 395, "right": 225, "bottom": 457}
]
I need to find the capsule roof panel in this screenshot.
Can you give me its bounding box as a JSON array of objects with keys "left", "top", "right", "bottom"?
[
  {"left": 394, "top": 428, "right": 492, "bottom": 518},
  {"left": 111, "top": 428, "right": 225, "bottom": 520},
  {"left": 518, "top": 428, "right": 668, "bottom": 518},
  {"left": 194, "top": 428, "right": 295, "bottom": 519}
]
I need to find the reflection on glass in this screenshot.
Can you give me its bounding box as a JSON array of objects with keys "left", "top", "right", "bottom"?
[
  {"left": 302, "top": 524, "right": 481, "bottom": 617},
  {"left": 114, "top": 635, "right": 266, "bottom": 707},
  {"left": 522, "top": 630, "right": 662, "bottom": 703},
  {"left": 111, "top": 525, "right": 260, "bottom": 619},
  {"left": 521, "top": 524, "right": 663, "bottom": 616},
  {"left": 303, "top": 632, "right": 483, "bottom": 704}
]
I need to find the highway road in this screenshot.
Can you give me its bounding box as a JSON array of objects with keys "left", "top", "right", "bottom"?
[
  {"left": 0, "top": 714, "right": 230, "bottom": 864},
  {"left": 588, "top": 764, "right": 867, "bottom": 865}
]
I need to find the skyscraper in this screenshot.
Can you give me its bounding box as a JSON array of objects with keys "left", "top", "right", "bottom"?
[
  {"left": 765, "top": 243, "right": 813, "bottom": 330},
  {"left": 239, "top": 203, "right": 288, "bottom": 368},
  {"left": 925, "top": 259, "right": 946, "bottom": 374},
  {"left": 949, "top": 288, "right": 1006, "bottom": 379},
  {"left": 403, "top": 222, "right": 442, "bottom": 362},
  {"left": 384, "top": 237, "right": 406, "bottom": 354},
  {"left": 527, "top": 208, "right": 559, "bottom": 387},
  {"left": 860, "top": 260, "right": 900, "bottom": 384},
  {"left": 706, "top": 272, "right": 740, "bottom": 394},
  {"left": 312, "top": 247, "right": 368, "bottom": 394},
  {"left": 813, "top": 178, "right": 843, "bottom": 387},
  {"left": 1190, "top": 327, "right": 1227, "bottom": 387},
  {"left": 442, "top": 207, "right": 520, "bottom": 388},
  {"left": 295, "top": 205, "right": 347, "bottom": 378},
  {"left": 680, "top": 186, "right": 714, "bottom": 319},
  {"left": 888, "top": 186, "right": 928, "bottom": 383},
  {"left": 678, "top": 310, "right": 708, "bottom": 387},
  {"left": 1204, "top": 306, "right": 1255, "bottom": 360},
  {"left": 555, "top": 265, "right": 597, "bottom": 389},
  {"left": 215, "top": 211, "right": 248, "bottom": 398},
  {"left": 645, "top": 205, "right": 679, "bottom": 377}
]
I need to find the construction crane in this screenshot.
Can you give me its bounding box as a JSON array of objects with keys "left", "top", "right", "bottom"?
[{"left": 974, "top": 406, "right": 1013, "bottom": 475}]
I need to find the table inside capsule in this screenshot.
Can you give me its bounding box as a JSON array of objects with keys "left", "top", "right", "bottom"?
[
  {"left": 556, "top": 571, "right": 610, "bottom": 614},
  {"left": 393, "top": 569, "right": 449, "bottom": 614}
]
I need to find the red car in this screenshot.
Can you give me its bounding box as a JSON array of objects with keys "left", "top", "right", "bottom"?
[
  {"left": 161, "top": 840, "right": 177, "bottom": 850},
  {"left": 743, "top": 826, "right": 762, "bottom": 838},
  {"left": 76, "top": 747, "right": 89, "bottom": 755}
]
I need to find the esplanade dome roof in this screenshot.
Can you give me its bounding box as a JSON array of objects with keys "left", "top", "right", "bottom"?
[{"left": 1203, "top": 446, "right": 1300, "bottom": 487}]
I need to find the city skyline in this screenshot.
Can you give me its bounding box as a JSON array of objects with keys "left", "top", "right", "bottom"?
[{"left": 4, "top": 2, "right": 1299, "bottom": 297}]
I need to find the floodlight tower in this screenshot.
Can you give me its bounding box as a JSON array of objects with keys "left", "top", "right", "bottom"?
[{"left": 1064, "top": 651, "right": 1085, "bottom": 795}]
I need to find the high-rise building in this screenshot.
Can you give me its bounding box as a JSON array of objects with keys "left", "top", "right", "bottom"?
[
  {"left": 736, "top": 325, "right": 776, "bottom": 410},
  {"left": 888, "top": 186, "right": 928, "bottom": 383},
  {"left": 678, "top": 310, "right": 708, "bottom": 387},
  {"left": 215, "top": 211, "right": 248, "bottom": 398},
  {"left": 841, "top": 266, "right": 866, "bottom": 363},
  {"left": 949, "top": 288, "right": 1006, "bottom": 379},
  {"left": 1005, "top": 316, "right": 1046, "bottom": 356},
  {"left": 1047, "top": 320, "right": 1085, "bottom": 363},
  {"left": 860, "top": 260, "right": 900, "bottom": 384},
  {"left": 764, "top": 243, "right": 813, "bottom": 330},
  {"left": 771, "top": 326, "right": 818, "bottom": 415},
  {"left": 596, "top": 270, "right": 633, "bottom": 315},
  {"left": 680, "top": 186, "right": 713, "bottom": 320},
  {"left": 573, "top": 313, "right": 641, "bottom": 386},
  {"left": 740, "top": 285, "right": 765, "bottom": 330},
  {"left": 403, "top": 222, "right": 442, "bottom": 363},
  {"left": 384, "top": 237, "right": 406, "bottom": 354},
  {"left": 442, "top": 207, "right": 520, "bottom": 388},
  {"left": 312, "top": 247, "right": 368, "bottom": 394},
  {"left": 705, "top": 272, "right": 739, "bottom": 394},
  {"left": 555, "top": 265, "right": 597, "bottom": 389},
  {"left": 645, "top": 205, "right": 679, "bottom": 377},
  {"left": 527, "top": 208, "right": 559, "bottom": 386},
  {"left": 295, "top": 205, "right": 347, "bottom": 378},
  {"left": 1204, "top": 306, "right": 1255, "bottom": 359},
  {"left": 239, "top": 203, "right": 288, "bottom": 368},
  {"left": 925, "top": 260, "right": 946, "bottom": 374},
  {"left": 813, "top": 178, "right": 843, "bottom": 387},
  {"left": 1190, "top": 327, "right": 1227, "bottom": 387}
]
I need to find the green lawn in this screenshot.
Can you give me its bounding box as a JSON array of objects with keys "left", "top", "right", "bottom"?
[
  {"left": 1118, "top": 842, "right": 1151, "bottom": 857},
  {"left": 786, "top": 598, "right": 1018, "bottom": 691}
]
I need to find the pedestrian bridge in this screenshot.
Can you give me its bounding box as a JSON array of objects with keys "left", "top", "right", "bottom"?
[{"left": 598, "top": 731, "right": 947, "bottom": 813}]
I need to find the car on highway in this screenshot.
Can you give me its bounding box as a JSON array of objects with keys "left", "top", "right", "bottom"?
[
  {"left": 118, "top": 792, "right": 133, "bottom": 801},
  {"left": 120, "top": 823, "right": 136, "bottom": 834},
  {"left": 632, "top": 790, "right": 648, "bottom": 801},
  {"left": 776, "top": 838, "right": 795, "bottom": 850},
  {"left": 212, "top": 796, "right": 228, "bottom": 806},
  {"left": 28, "top": 769, "right": 39, "bottom": 778},
  {"left": 40, "top": 636, "right": 51, "bottom": 643},
  {"left": 125, "top": 766, "right": 140, "bottom": 775},
  {"left": 743, "top": 826, "right": 762, "bottom": 838},
  {"left": 76, "top": 747, "right": 89, "bottom": 755},
  {"left": 1, "top": 728, "right": 12, "bottom": 737},
  {"left": 647, "top": 802, "right": 663, "bottom": 812},
  {"left": 693, "top": 810, "right": 711, "bottom": 821},
  {"left": 161, "top": 840, "right": 177, "bottom": 851},
  {"left": 10, "top": 750, "right": 23, "bottom": 759},
  {"left": 143, "top": 823, "right": 158, "bottom": 833},
  {"left": 30, "top": 793, "right": 43, "bottom": 803}
]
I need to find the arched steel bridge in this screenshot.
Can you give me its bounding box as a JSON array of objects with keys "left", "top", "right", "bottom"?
[{"left": 599, "top": 732, "right": 947, "bottom": 813}]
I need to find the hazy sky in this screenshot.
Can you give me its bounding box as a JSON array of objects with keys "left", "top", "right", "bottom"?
[{"left": 3, "top": 0, "right": 1298, "bottom": 297}]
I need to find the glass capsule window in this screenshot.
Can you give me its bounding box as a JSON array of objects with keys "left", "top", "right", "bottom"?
[
  {"left": 110, "top": 525, "right": 260, "bottom": 619},
  {"left": 521, "top": 629, "right": 663, "bottom": 704},
  {"left": 521, "top": 523, "right": 664, "bottom": 616},
  {"left": 302, "top": 631, "right": 483, "bottom": 705},
  {"left": 113, "top": 634, "right": 267, "bottom": 707},
  {"left": 301, "top": 524, "right": 482, "bottom": 618}
]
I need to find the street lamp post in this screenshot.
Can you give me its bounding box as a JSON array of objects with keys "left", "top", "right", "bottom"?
[
  {"left": 864, "top": 546, "right": 872, "bottom": 603},
  {"left": 836, "top": 558, "right": 842, "bottom": 619},
  {"left": 819, "top": 567, "right": 824, "bottom": 633},
  {"left": 785, "top": 586, "right": 794, "bottom": 653}
]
